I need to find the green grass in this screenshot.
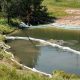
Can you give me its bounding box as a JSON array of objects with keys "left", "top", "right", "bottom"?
[
  {"left": 0, "top": 25, "right": 15, "bottom": 34},
  {"left": 0, "top": 49, "right": 12, "bottom": 59},
  {"left": 0, "top": 34, "right": 5, "bottom": 42},
  {"left": 42, "top": 0, "right": 68, "bottom": 17},
  {"left": 52, "top": 0, "right": 80, "bottom": 8},
  {"left": 42, "top": 0, "right": 80, "bottom": 17},
  {"left": 0, "top": 18, "right": 15, "bottom": 34},
  {"left": 43, "top": 0, "right": 80, "bottom": 8},
  {"left": 0, "top": 42, "right": 12, "bottom": 59},
  {"left": 0, "top": 64, "right": 47, "bottom": 80},
  {"left": 0, "top": 64, "right": 80, "bottom": 80},
  {"left": 0, "top": 18, "right": 7, "bottom": 25}
]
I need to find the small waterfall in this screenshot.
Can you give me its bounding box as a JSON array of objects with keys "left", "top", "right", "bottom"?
[{"left": 6, "top": 36, "right": 80, "bottom": 55}]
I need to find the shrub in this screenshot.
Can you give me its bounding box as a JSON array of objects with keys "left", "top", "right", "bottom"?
[
  {"left": 0, "top": 25, "right": 14, "bottom": 34},
  {"left": 10, "top": 18, "right": 21, "bottom": 27},
  {"left": 0, "top": 34, "right": 5, "bottom": 42}
]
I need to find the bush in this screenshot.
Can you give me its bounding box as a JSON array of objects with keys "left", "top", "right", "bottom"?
[
  {"left": 0, "top": 25, "right": 14, "bottom": 34},
  {"left": 10, "top": 18, "right": 21, "bottom": 27},
  {"left": 0, "top": 18, "right": 7, "bottom": 25},
  {"left": 53, "top": 70, "right": 80, "bottom": 80},
  {"left": 0, "top": 34, "right": 5, "bottom": 42}
]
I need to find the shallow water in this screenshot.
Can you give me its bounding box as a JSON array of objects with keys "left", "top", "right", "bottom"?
[{"left": 7, "top": 39, "right": 80, "bottom": 74}]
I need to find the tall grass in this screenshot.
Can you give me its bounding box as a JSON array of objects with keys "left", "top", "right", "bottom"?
[
  {"left": 43, "top": 0, "right": 80, "bottom": 8},
  {"left": 0, "top": 18, "right": 7, "bottom": 25},
  {"left": 0, "top": 34, "right": 5, "bottom": 42},
  {"left": 42, "top": 0, "right": 68, "bottom": 17},
  {"left": 0, "top": 25, "right": 15, "bottom": 34},
  {"left": 0, "top": 64, "right": 80, "bottom": 80},
  {"left": 0, "top": 18, "right": 15, "bottom": 34},
  {"left": 0, "top": 64, "right": 48, "bottom": 80},
  {"left": 52, "top": 0, "right": 80, "bottom": 8}
]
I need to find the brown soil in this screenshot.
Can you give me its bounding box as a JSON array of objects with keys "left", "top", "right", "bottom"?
[{"left": 56, "top": 9, "right": 80, "bottom": 26}]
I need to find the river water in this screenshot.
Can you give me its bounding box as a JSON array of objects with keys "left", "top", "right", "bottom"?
[
  {"left": 7, "top": 38, "right": 80, "bottom": 74},
  {"left": 6, "top": 23, "right": 80, "bottom": 74},
  {"left": 24, "top": 23, "right": 80, "bottom": 30}
]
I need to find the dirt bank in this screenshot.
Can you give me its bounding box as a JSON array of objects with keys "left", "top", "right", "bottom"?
[{"left": 55, "top": 9, "right": 80, "bottom": 26}]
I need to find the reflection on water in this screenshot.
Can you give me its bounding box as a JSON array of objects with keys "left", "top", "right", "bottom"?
[
  {"left": 7, "top": 40, "right": 80, "bottom": 74},
  {"left": 7, "top": 40, "right": 39, "bottom": 67}
]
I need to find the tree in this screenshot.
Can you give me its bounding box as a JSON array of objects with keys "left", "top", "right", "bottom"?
[
  {"left": 16, "top": 0, "right": 48, "bottom": 25},
  {"left": 2, "top": 0, "right": 50, "bottom": 25},
  {"left": 30, "top": 0, "right": 49, "bottom": 24},
  {"left": 0, "top": 0, "right": 1, "bottom": 11},
  {"left": 6, "top": 0, "right": 12, "bottom": 24},
  {"left": 1, "top": 0, "right": 12, "bottom": 24}
]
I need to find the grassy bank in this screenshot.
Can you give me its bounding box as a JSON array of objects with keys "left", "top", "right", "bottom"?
[
  {"left": 0, "top": 63, "right": 80, "bottom": 80},
  {"left": 0, "top": 18, "right": 16, "bottom": 34},
  {"left": 42, "top": 0, "right": 68, "bottom": 17},
  {"left": 0, "top": 34, "right": 5, "bottom": 42},
  {"left": 43, "top": 0, "right": 80, "bottom": 8},
  {"left": 0, "top": 56, "right": 80, "bottom": 80},
  {"left": 42, "top": 0, "right": 80, "bottom": 17}
]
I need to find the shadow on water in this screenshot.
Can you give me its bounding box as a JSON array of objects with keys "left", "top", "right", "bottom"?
[{"left": 7, "top": 40, "right": 40, "bottom": 68}]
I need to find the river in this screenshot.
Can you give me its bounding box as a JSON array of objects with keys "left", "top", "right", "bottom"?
[
  {"left": 6, "top": 35, "right": 80, "bottom": 74},
  {"left": 5, "top": 23, "right": 80, "bottom": 74}
]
